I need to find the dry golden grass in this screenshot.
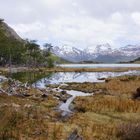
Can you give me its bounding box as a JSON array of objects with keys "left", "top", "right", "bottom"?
[
  {"left": 0, "top": 93, "right": 67, "bottom": 140},
  {"left": 1, "top": 66, "right": 140, "bottom": 74},
  {"left": 0, "top": 75, "right": 140, "bottom": 139},
  {"left": 64, "top": 75, "right": 140, "bottom": 139},
  {"left": 75, "top": 95, "right": 140, "bottom": 113}
]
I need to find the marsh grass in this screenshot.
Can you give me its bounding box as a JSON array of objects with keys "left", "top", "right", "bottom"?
[
  {"left": 0, "top": 93, "right": 66, "bottom": 140},
  {"left": 0, "top": 75, "right": 140, "bottom": 139},
  {"left": 75, "top": 95, "right": 140, "bottom": 113},
  {"left": 67, "top": 75, "right": 140, "bottom": 139}
]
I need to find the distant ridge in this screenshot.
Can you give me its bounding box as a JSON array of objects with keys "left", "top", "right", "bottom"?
[{"left": 52, "top": 44, "right": 140, "bottom": 63}]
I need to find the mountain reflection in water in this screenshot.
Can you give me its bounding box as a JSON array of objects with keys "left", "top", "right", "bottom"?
[{"left": 33, "top": 70, "right": 140, "bottom": 89}]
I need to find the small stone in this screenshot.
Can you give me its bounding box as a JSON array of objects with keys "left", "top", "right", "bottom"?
[
  {"left": 61, "top": 90, "right": 67, "bottom": 94},
  {"left": 42, "top": 94, "right": 48, "bottom": 98}
]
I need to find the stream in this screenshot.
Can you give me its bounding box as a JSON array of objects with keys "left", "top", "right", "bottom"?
[{"left": 59, "top": 90, "right": 92, "bottom": 116}]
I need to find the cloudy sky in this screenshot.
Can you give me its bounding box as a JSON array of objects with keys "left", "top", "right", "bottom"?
[{"left": 1, "top": 0, "right": 140, "bottom": 48}]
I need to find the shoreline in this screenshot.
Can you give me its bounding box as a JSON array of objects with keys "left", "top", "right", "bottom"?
[{"left": 1, "top": 66, "right": 140, "bottom": 74}]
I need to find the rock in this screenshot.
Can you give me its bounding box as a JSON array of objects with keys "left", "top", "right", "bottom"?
[
  {"left": 22, "top": 93, "right": 31, "bottom": 97},
  {"left": 132, "top": 87, "right": 140, "bottom": 99},
  {"left": 98, "top": 78, "right": 106, "bottom": 80},
  {"left": 0, "top": 75, "right": 7, "bottom": 83},
  {"left": 61, "top": 90, "right": 67, "bottom": 95},
  {"left": 61, "top": 98, "right": 67, "bottom": 103},
  {"left": 0, "top": 88, "right": 6, "bottom": 94},
  {"left": 137, "top": 87, "right": 140, "bottom": 94},
  {"left": 66, "top": 129, "right": 83, "bottom": 140},
  {"left": 105, "top": 79, "right": 111, "bottom": 83},
  {"left": 41, "top": 94, "right": 48, "bottom": 98}
]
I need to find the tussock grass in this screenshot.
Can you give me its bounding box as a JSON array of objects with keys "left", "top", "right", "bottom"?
[
  {"left": 67, "top": 75, "right": 140, "bottom": 139},
  {"left": 0, "top": 75, "right": 140, "bottom": 139},
  {"left": 75, "top": 95, "right": 140, "bottom": 113}
]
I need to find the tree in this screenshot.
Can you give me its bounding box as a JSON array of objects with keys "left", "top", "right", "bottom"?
[
  {"left": 25, "top": 40, "right": 42, "bottom": 67},
  {"left": 43, "top": 43, "right": 54, "bottom": 68}
]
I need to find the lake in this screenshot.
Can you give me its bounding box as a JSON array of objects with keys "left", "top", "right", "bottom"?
[
  {"left": 7, "top": 64, "right": 140, "bottom": 89},
  {"left": 59, "top": 63, "right": 140, "bottom": 68},
  {"left": 32, "top": 70, "right": 140, "bottom": 89}
]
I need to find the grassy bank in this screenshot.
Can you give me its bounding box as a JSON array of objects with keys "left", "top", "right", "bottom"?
[
  {"left": 65, "top": 75, "right": 140, "bottom": 139},
  {"left": 1, "top": 66, "right": 140, "bottom": 74}
]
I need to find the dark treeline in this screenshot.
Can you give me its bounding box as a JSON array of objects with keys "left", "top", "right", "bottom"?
[{"left": 0, "top": 31, "right": 54, "bottom": 68}]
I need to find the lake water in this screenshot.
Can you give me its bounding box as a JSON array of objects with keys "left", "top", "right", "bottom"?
[
  {"left": 59, "top": 63, "right": 140, "bottom": 68},
  {"left": 8, "top": 64, "right": 140, "bottom": 89},
  {"left": 33, "top": 70, "right": 140, "bottom": 89}
]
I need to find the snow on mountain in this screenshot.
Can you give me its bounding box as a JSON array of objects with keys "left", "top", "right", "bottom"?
[
  {"left": 120, "top": 45, "right": 140, "bottom": 57},
  {"left": 52, "top": 45, "right": 84, "bottom": 62},
  {"left": 52, "top": 44, "right": 140, "bottom": 63}
]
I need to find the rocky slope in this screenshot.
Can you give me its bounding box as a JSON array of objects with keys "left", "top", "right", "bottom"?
[{"left": 0, "top": 19, "right": 23, "bottom": 42}]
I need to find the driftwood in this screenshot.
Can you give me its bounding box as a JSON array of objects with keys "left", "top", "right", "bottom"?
[
  {"left": 66, "top": 129, "right": 83, "bottom": 140},
  {"left": 0, "top": 88, "right": 6, "bottom": 93}
]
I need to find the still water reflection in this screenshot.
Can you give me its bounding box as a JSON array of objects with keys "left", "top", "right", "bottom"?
[{"left": 32, "top": 70, "right": 140, "bottom": 89}]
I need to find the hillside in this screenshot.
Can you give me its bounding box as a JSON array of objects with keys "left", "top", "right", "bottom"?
[
  {"left": 0, "top": 20, "right": 26, "bottom": 65},
  {"left": 130, "top": 57, "right": 140, "bottom": 63},
  {"left": 0, "top": 19, "right": 23, "bottom": 42},
  {"left": 0, "top": 20, "right": 69, "bottom": 66},
  {"left": 49, "top": 54, "right": 71, "bottom": 64}
]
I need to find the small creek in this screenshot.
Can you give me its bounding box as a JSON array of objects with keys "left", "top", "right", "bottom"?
[{"left": 59, "top": 90, "right": 92, "bottom": 116}]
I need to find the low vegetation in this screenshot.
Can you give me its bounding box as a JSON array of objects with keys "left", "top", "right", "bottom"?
[
  {"left": 0, "top": 75, "right": 140, "bottom": 139},
  {"left": 61, "top": 75, "right": 140, "bottom": 139}
]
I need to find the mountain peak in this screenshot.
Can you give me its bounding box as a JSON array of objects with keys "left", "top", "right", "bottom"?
[
  {"left": 52, "top": 44, "right": 140, "bottom": 63},
  {"left": 96, "top": 43, "right": 112, "bottom": 50}
]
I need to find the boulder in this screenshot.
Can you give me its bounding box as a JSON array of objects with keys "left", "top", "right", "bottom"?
[
  {"left": 61, "top": 90, "right": 67, "bottom": 95},
  {"left": 132, "top": 87, "right": 140, "bottom": 99}
]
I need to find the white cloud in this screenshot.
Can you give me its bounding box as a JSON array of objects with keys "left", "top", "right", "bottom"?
[
  {"left": 1, "top": 0, "right": 140, "bottom": 48},
  {"left": 131, "top": 12, "right": 140, "bottom": 25},
  {"left": 11, "top": 22, "right": 47, "bottom": 40},
  {"left": 47, "top": 14, "right": 128, "bottom": 47}
]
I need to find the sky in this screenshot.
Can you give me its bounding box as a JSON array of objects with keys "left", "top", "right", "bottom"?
[{"left": 1, "top": 0, "right": 140, "bottom": 48}]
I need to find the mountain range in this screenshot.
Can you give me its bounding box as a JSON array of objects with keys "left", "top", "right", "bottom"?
[
  {"left": 1, "top": 19, "right": 139, "bottom": 63},
  {"left": 52, "top": 43, "right": 140, "bottom": 63}
]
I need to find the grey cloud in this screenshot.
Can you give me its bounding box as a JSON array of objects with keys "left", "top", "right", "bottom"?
[{"left": 0, "top": 0, "right": 140, "bottom": 48}]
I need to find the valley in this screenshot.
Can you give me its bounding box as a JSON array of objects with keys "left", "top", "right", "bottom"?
[{"left": 0, "top": 16, "right": 140, "bottom": 140}]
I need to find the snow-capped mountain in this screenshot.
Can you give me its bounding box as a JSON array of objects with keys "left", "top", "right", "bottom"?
[
  {"left": 120, "top": 45, "right": 140, "bottom": 57},
  {"left": 52, "top": 45, "right": 85, "bottom": 62},
  {"left": 52, "top": 44, "right": 140, "bottom": 63}
]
